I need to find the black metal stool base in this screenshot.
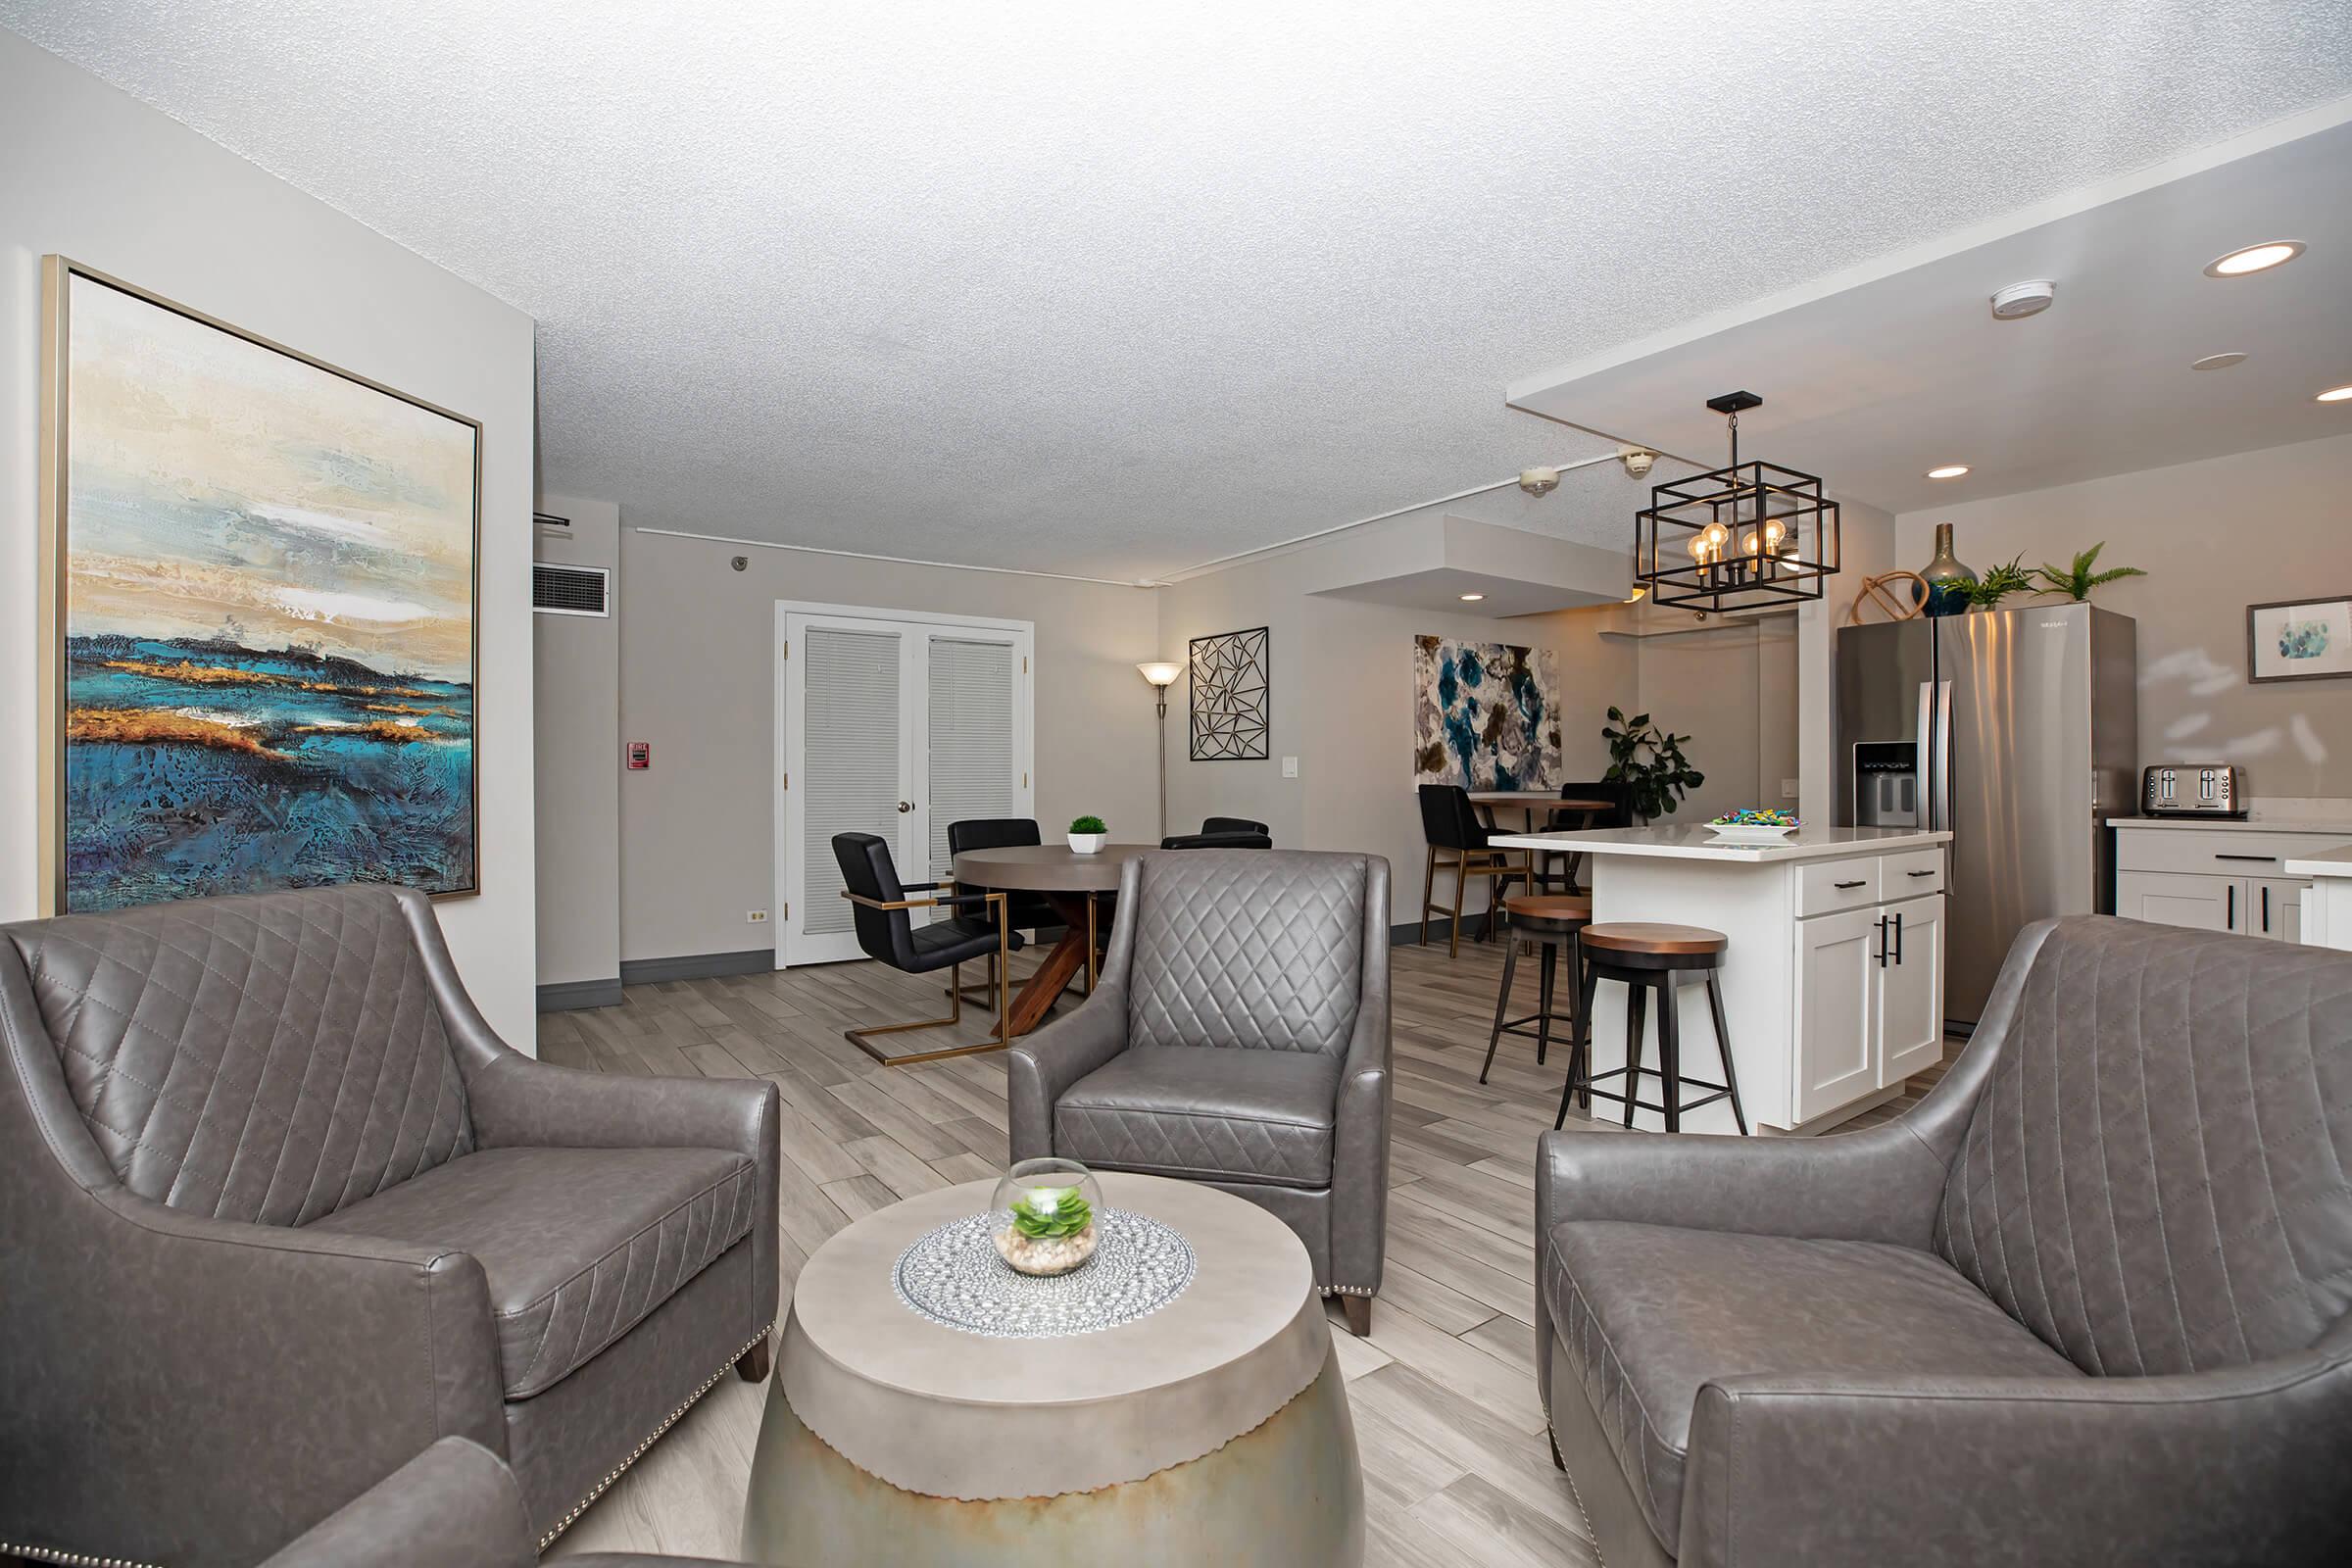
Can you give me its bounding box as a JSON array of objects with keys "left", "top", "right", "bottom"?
[
  {"left": 1481, "top": 923, "right": 1584, "bottom": 1086},
  {"left": 1557, "top": 950, "right": 1746, "bottom": 1135}
]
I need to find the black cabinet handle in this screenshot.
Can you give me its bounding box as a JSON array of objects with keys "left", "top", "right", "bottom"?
[
  {"left": 2262, "top": 885, "right": 2271, "bottom": 932},
  {"left": 2215, "top": 854, "right": 2278, "bottom": 862},
  {"left": 2228, "top": 884, "right": 2236, "bottom": 927},
  {"left": 1892, "top": 910, "right": 1905, "bottom": 964},
  {"left": 1875, "top": 914, "right": 1888, "bottom": 967},
  {"left": 1834, "top": 879, "right": 1868, "bottom": 889},
  {"left": 1906, "top": 868, "right": 1936, "bottom": 878}
]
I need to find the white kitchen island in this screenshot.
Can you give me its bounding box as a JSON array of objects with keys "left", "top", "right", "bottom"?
[
  {"left": 2283, "top": 845, "right": 2352, "bottom": 952},
  {"left": 1487, "top": 825, "right": 1953, "bottom": 1135}
]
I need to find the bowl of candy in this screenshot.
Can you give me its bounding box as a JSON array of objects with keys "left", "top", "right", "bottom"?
[{"left": 1704, "top": 808, "right": 1801, "bottom": 843}]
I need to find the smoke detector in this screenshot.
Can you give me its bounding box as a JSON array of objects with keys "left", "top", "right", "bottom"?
[
  {"left": 1990, "top": 279, "right": 2057, "bottom": 320},
  {"left": 1517, "top": 466, "right": 1560, "bottom": 497},
  {"left": 1617, "top": 445, "right": 1657, "bottom": 479}
]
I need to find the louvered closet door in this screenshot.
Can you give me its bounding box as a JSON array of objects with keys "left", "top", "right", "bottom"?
[{"left": 784, "top": 621, "right": 912, "bottom": 965}]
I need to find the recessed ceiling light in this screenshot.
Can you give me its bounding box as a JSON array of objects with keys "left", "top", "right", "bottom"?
[
  {"left": 2204, "top": 241, "right": 2305, "bottom": 277},
  {"left": 1925, "top": 465, "right": 1971, "bottom": 480},
  {"left": 2319, "top": 384, "right": 2352, "bottom": 403},
  {"left": 2192, "top": 352, "right": 2248, "bottom": 371},
  {"left": 1458, "top": 592, "right": 1486, "bottom": 602}
]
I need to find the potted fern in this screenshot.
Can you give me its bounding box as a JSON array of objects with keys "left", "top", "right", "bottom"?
[
  {"left": 1067, "top": 814, "right": 1108, "bottom": 854},
  {"left": 1958, "top": 555, "right": 2036, "bottom": 612},
  {"left": 2035, "top": 542, "right": 2144, "bottom": 602}
]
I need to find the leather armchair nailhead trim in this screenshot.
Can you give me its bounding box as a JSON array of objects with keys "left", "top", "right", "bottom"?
[
  {"left": 0, "top": 1544, "right": 161, "bottom": 1568},
  {"left": 536, "top": 1322, "right": 776, "bottom": 1550}
]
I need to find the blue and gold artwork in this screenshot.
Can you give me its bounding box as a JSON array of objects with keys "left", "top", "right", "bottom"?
[{"left": 1411, "top": 635, "right": 1561, "bottom": 788}]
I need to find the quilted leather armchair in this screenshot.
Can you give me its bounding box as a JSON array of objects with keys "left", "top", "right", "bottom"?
[
  {"left": 258, "top": 1438, "right": 752, "bottom": 1568},
  {"left": 1537, "top": 915, "right": 2352, "bottom": 1567},
  {"left": 1007, "top": 849, "right": 1391, "bottom": 1334},
  {"left": 0, "top": 885, "right": 780, "bottom": 1567}
]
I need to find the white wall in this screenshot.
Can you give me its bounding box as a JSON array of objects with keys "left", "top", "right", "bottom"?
[
  {"left": 535, "top": 495, "right": 621, "bottom": 989},
  {"left": 0, "top": 29, "right": 541, "bottom": 1046},
  {"left": 1893, "top": 434, "right": 2352, "bottom": 802}
]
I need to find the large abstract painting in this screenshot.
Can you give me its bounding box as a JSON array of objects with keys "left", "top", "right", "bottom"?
[
  {"left": 1412, "top": 635, "right": 1561, "bottom": 788},
  {"left": 1190, "top": 626, "right": 1270, "bottom": 760},
  {"left": 42, "top": 261, "right": 480, "bottom": 912}
]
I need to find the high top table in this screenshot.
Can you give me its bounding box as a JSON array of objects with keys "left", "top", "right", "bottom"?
[
  {"left": 741, "top": 1171, "right": 1363, "bottom": 1566},
  {"left": 953, "top": 842, "right": 1151, "bottom": 1035}
]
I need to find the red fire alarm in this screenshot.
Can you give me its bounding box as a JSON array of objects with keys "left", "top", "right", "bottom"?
[{"left": 626, "top": 741, "right": 650, "bottom": 771}]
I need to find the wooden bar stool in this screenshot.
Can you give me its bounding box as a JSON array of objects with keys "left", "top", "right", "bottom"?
[
  {"left": 1480, "top": 894, "right": 1591, "bottom": 1085},
  {"left": 1557, "top": 922, "right": 1746, "bottom": 1135}
]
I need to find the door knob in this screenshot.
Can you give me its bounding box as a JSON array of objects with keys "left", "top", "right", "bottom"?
[{"left": 897, "top": 801, "right": 914, "bottom": 813}]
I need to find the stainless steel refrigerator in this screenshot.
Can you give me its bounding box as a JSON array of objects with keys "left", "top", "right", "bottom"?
[{"left": 1836, "top": 602, "right": 2137, "bottom": 1028}]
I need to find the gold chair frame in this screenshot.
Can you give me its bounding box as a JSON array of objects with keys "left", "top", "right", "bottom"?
[{"left": 839, "top": 886, "right": 1011, "bottom": 1066}]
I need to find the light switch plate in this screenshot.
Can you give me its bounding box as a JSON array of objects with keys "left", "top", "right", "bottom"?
[
  {"left": 1781, "top": 778, "right": 1800, "bottom": 798},
  {"left": 1282, "top": 756, "right": 1299, "bottom": 778}
]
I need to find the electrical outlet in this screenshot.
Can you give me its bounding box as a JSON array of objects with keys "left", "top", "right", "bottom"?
[
  {"left": 1282, "top": 756, "right": 1299, "bottom": 779},
  {"left": 746, "top": 908, "right": 768, "bottom": 924}
]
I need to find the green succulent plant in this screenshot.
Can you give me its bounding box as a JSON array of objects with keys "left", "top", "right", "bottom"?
[
  {"left": 2034, "top": 542, "right": 2144, "bottom": 602},
  {"left": 1069, "top": 814, "right": 1108, "bottom": 834},
  {"left": 1008, "top": 1186, "right": 1092, "bottom": 1240},
  {"left": 1958, "top": 556, "right": 2036, "bottom": 609}
]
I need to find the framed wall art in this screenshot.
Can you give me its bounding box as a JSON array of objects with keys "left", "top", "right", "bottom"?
[
  {"left": 2247, "top": 595, "right": 2352, "bottom": 684},
  {"left": 38, "top": 258, "right": 481, "bottom": 912},
  {"left": 1188, "top": 626, "right": 1270, "bottom": 760},
  {"left": 1412, "top": 634, "right": 1562, "bottom": 788}
]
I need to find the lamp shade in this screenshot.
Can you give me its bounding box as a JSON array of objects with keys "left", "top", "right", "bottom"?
[{"left": 1137, "top": 662, "right": 1183, "bottom": 687}]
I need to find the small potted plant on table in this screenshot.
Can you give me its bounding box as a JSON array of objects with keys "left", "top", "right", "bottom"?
[{"left": 1068, "top": 814, "right": 1108, "bottom": 854}]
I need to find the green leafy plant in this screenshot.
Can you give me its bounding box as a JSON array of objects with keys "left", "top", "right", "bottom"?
[
  {"left": 1957, "top": 555, "right": 2036, "bottom": 609},
  {"left": 1069, "top": 814, "right": 1107, "bottom": 834},
  {"left": 2034, "top": 542, "right": 2144, "bottom": 602},
  {"left": 1601, "top": 707, "right": 1704, "bottom": 822},
  {"left": 1008, "top": 1186, "right": 1092, "bottom": 1240}
]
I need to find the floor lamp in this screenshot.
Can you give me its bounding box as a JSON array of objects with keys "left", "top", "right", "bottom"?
[{"left": 1137, "top": 662, "right": 1182, "bottom": 840}]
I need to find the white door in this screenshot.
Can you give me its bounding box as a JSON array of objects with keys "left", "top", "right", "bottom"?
[
  {"left": 778, "top": 609, "right": 1032, "bottom": 966},
  {"left": 1791, "top": 906, "right": 1881, "bottom": 1123},
  {"left": 2115, "top": 870, "right": 2242, "bottom": 933},
  {"left": 1877, "top": 894, "right": 1946, "bottom": 1086},
  {"left": 2255, "top": 877, "right": 2310, "bottom": 943}
]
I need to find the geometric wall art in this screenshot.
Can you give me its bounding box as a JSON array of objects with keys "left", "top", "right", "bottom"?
[
  {"left": 1189, "top": 626, "right": 1270, "bottom": 760},
  {"left": 39, "top": 258, "right": 481, "bottom": 912},
  {"left": 1412, "top": 634, "right": 1561, "bottom": 788}
]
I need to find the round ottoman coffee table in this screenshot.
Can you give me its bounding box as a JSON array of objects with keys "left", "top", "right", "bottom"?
[{"left": 740, "top": 1170, "right": 1363, "bottom": 1567}]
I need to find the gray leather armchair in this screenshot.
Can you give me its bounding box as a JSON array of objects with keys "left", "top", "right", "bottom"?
[
  {"left": 1536, "top": 915, "right": 2352, "bottom": 1567},
  {"left": 257, "top": 1438, "right": 750, "bottom": 1568},
  {"left": 0, "top": 885, "right": 780, "bottom": 1567},
  {"left": 1007, "top": 849, "right": 1391, "bottom": 1333}
]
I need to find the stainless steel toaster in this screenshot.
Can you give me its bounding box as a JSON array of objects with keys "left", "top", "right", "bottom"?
[{"left": 2141, "top": 763, "right": 2245, "bottom": 817}]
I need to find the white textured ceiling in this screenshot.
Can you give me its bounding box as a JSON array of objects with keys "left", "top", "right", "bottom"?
[{"left": 7, "top": 2, "right": 2351, "bottom": 581}]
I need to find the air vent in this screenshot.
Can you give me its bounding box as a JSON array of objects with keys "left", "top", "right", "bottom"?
[{"left": 532, "top": 563, "right": 610, "bottom": 616}]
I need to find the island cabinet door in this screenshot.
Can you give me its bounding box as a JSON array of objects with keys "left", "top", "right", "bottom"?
[
  {"left": 1792, "top": 906, "right": 1882, "bottom": 1123},
  {"left": 2115, "top": 869, "right": 2245, "bottom": 933},
  {"left": 1878, "top": 894, "right": 1945, "bottom": 1085}
]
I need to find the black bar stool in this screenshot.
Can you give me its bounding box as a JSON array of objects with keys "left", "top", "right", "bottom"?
[
  {"left": 1479, "top": 894, "right": 1592, "bottom": 1084},
  {"left": 1557, "top": 922, "right": 1746, "bottom": 1134}
]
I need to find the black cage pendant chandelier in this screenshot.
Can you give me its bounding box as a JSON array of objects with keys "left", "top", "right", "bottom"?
[{"left": 1635, "top": 391, "right": 1840, "bottom": 612}]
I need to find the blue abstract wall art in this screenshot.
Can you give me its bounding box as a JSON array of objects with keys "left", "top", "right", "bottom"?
[
  {"left": 45, "top": 262, "right": 479, "bottom": 912},
  {"left": 1412, "top": 635, "right": 1561, "bottom": 788}
]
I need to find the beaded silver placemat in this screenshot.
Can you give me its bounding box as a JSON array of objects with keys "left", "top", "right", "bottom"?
[{"left": 891, "top": 1208, "right": 1197, "bottom": 1339}]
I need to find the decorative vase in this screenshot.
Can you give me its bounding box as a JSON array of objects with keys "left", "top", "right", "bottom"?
[
  {"left": 1919, "top": 522, "right": 1976, "bottom": 617},
  {"left": 992, "top": 1157, "right": 1102, "bottom": 1276},
  {"left": 1067, "top": 832, "right": 1106, "bottom": 854}
]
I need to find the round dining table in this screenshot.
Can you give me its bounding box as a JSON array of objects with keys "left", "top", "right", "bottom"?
[
  {"left": 1467, "top": 793, "right": 1613, "bottom": 894},
  {"left": 952, "top": 843, "right": 1152, "bottom": 1036}
]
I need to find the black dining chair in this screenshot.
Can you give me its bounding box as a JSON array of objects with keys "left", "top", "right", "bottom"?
[
  {"left": 832, "top": 832, "right": 1014, "bottom": 1065},
  {"left": 1532, "top": 779, "right": 1634, "bottom": 894},
  {"left": 1416, "top": 783, "right": 1526, "bottom": 958},
  {"left": 1160, "top": 830, "right": 1274, "bottom": 850},
  {"left": 946, "top": 817, "right": 1057, "bottom": 998}
]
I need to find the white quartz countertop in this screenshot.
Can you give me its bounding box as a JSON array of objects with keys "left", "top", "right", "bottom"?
[
  {"left": 1487, "top": 824, "right": 1952, "bottom": 864},
  {"left": 2284, "top": 845, "right": 2352, "bottom": 878},
  {"left": 2112, "top": 816, "right": 2352, "bottom": 835}
]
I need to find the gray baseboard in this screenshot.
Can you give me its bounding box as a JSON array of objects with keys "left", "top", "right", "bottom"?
[
  {"left": 1389, "top": 911, "right": 1497, "bottom": 946},
  {"left": 537, "top": 976, "right": 624, "bottom": 1011},
  {"left": 617, "top": 948, "right": 776, "bottom": 985}
]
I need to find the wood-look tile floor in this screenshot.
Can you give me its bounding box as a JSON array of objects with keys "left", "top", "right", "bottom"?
[{"left": 540, "top": 933, "right": 1949, "bottom": 1566}]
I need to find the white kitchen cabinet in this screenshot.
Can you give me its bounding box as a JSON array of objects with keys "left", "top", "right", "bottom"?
[
  {"left": 2112, "top": 824, "right": 2337, "bottom": 944},
  {"left": 1878, "top": 893, "right": 1946, "bottom": 1084},
  {"left": 1792, "top": 906, "right": 1880, "bottom": 1123}
]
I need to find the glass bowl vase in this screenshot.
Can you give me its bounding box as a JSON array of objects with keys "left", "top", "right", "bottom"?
[{"left": 991, "top": 1157, "right": 1102, "bottom": 1277}]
